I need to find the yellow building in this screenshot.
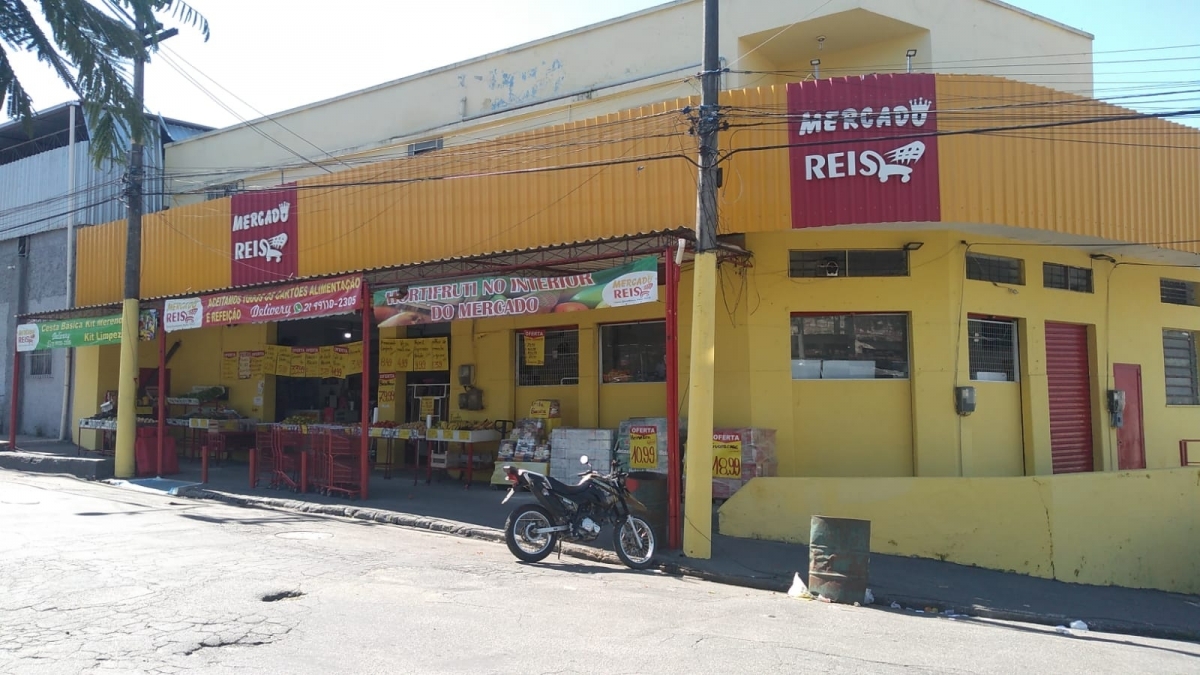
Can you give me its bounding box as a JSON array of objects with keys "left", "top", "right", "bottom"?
[{"left": 39, "top": 2, "right": 1200, "bottom": 594}]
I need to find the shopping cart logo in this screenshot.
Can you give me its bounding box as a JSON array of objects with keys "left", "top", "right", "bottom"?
[{"left": 803, "top": 140, "right": 928, "bottom": 184}]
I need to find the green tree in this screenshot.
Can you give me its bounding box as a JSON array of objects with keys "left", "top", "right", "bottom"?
[{"left": 0, "top": 0, "right": 209, "bottom": 165}]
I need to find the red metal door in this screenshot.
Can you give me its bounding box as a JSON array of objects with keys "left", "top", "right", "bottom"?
[
  {"left": 1113, "top": 364, "right": 1146, "bottom": 470},
  {"left": 1045, "top": 322, "right": 1094, "bottom": 473}
]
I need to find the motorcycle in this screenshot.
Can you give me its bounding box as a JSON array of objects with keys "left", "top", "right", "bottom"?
[{"left": 500, "top": 455, "right": 656, "bottom": 570}]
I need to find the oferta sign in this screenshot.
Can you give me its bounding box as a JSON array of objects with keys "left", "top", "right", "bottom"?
[{"left": 16, "top": 311, "right": 158, "bottom": 351}]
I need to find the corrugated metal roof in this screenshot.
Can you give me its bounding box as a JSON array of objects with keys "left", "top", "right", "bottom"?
[{"left": 17, "top": 302, "right": 122, "bottom": 322}]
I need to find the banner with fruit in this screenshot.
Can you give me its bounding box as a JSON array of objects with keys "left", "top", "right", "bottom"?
[{"left": 372, "top": 256, "right": 659, "bottom": 327}]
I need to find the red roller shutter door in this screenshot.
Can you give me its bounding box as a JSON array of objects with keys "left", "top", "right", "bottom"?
[{"left": 1045, "top": 322, "right": 1094, "bottom": 473}]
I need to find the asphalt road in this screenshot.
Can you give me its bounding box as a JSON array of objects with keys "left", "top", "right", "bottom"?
[{"left": 2, "top": 472, "right": 1197, "bottom": 675}]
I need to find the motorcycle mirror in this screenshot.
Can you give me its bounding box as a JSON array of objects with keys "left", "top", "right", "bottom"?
[{"left": 579, "top": 455, "right": 589, "bottom": 466}]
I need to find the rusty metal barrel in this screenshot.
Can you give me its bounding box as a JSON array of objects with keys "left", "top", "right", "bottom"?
[
  {"left": 625, "top": 471, "right": 671, "bottom": 550},
  {"left": 808, "top": 516, "right": 871, "bottom": 604}
]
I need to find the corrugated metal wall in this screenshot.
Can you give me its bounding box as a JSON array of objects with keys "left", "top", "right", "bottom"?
[
  {"left": 936, "top": 75, "right": 1200, "bottom": 251},
  {"left": 75, "top": 199, "right": 228, "bottom": 306},
  {"left": 295, "top": 99, "right": 699, "bottom": 279},
  {"left": 0, "top": 140, "right": 163, "bottom": 242},
  {"left": 75, "top": 75, "right": 1200, "bottom": 304}
]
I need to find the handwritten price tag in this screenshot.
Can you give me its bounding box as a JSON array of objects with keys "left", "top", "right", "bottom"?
[
  {"left": 712, "top": 432, "right": 743, "bottom": 479},
  {"left": 629, "top": 426, "right": 658, "bottom": 469}
]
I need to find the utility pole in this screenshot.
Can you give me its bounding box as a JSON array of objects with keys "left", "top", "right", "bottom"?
[
  {"left": 683, "top": 0, "right": 721, "bottom": 559},
  {"left": 114, "top": 22, "right": 176, "bottom": 478}
]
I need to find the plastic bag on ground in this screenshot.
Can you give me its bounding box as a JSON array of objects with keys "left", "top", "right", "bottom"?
[
  {"left": 787, "top": 573, "right": 812, "bottom": 599},
  {"left": 863, "top": 589, "right": 875, "bottom": 605},
  {"left": 1069, "top": 620, "right": 1089, "bottom": 632}
]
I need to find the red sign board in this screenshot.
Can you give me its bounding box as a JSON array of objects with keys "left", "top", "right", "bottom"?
[
  {"left": 163, "top": 275, "right": 363, "bottom": 333},
  {"left": 230, "top": 184, "right": 299, "bottom": 286},
  {"left": 787, "top": 73, "right": 941, "bottom": 228}
]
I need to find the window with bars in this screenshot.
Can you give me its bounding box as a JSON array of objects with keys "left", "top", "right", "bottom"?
[
  {"left": 600, "top": 321, "right": 666, "bottom": 383},
  {"left": 968, "top": 318, "right": 1019, "bottom": 382},
  {"left": 966, "top": 253, "right": 1024, "bottom": 285},
  {"left": 790, "top": 313, "right": 909, "bottom": 379},
  {"left": 1160, "top": 278, "right": 1200, "bottom": 306},
  {"left": 788, "top": 250, "right": 908, "bottom": 278},
  {"left": 1043, "top": 263, "right": 1093, "bottom": 293},
  {"left": 516, "top": 328, "right": 579, "bottom": 387},
  {"left": 27, "top": 350, "right": 52, "bottom": 377},
  {"left": 1162, "top": 329, "right": 1199, "bottom": 405}
]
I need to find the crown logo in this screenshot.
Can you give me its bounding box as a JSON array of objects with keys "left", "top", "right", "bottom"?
[{"left": 909, "top": 97, "right": 933, "bottom": 127}]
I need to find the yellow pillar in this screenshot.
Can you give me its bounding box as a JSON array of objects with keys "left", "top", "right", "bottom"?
[
  {"left": 683, "top": 252, "right": 718, "bottom": 558},
  {"left": 113, "top": 299, "right": 140, "bottom": 478}
]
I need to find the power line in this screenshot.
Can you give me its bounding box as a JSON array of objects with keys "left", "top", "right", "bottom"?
[
  {"left": 155, "top": 50, "right": 336, "bottom": 175},
  {"left": 160, "top": 45, "right": 353, "bottom": 172}
]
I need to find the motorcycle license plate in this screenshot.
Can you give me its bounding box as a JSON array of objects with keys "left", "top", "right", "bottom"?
[{"left": 501, "top": 487, "right": 515, "bottom": 505}]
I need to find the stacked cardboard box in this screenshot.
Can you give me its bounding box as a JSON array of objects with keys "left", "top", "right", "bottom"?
[
  {"left": 549, "top": 428, "right": 616, "bottom": 481},
  {"left": 709, "top": 427, "right": 778, "bottom": 500},
  {"left": 615, "top": 417, "right": 669, "bottom": 473}
]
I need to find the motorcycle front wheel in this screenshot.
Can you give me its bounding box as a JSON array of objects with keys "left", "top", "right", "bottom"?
[
  {"left": 504, "top": 504, "right": 558, "bottom": 563},
  {"left": 613, "top": 516, "right": 656, "bottom": 570}
]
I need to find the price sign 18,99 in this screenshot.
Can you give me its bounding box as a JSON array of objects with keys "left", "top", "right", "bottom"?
[{"left": 712, "top": 432, "right": 743, "bottom": 479}]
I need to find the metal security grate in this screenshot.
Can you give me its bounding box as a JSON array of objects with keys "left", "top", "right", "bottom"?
[
  {"left": 966, "top": 253, "right": 1024, "bottom": 285},
  {"left": 1162, "top": 329, "right": 1199, "bottom": 405},
  {"left": 1043, "top": 263, "right": 1093, "bottom": 293},
  {"left": 1160, "top": 278, "right": 1199, "bottom": 306},
  {"left": 517, "top": 328, "right": 579, "bottom": 386},
  {"left": 600, "top": 321, "right": 667, "bottom": 383},
  {"left": 789, "top": 250, "right": 908, "bottom": 278},
  {"left": 968, "top": 318, "right": 1019, "bottom": 381},
  {"left": 27, "top": 350, "right": 52, "bottom": 376}
]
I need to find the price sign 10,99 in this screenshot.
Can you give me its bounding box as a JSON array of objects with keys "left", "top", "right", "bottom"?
[{"left": 629, "top": 426, "right": 658, "bottom": 470}]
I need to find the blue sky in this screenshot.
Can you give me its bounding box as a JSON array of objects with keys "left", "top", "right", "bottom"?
[{"left": 7, "top": 1, "right": 1199, "bottom": 129}]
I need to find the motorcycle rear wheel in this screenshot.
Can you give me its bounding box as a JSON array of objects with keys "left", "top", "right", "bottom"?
[
  {"left": 613, "top": 516, "right": 656, "bottom": 570},
  {"left": 505, "top": 504, "right": 558, "bottom": 563}
]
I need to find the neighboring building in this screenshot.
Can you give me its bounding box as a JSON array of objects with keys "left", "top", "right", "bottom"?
[
  {"left": 0, "top": 103, "right": 209, "bottom": 438},
  {"left": 36, "top": 1, "right": 1200, "bottom": 593},
  {"left": 164, "top": 0, "right": 1092, "bottom": 202}
]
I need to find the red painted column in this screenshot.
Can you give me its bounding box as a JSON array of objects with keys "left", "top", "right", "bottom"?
[
  {"left": 360, "top": 282, "right": 372, "bottom": 500},
  {"left": 665, "top": 245, "right": 682, "bottom": 551},
  {"left": 7, "top": 349, "right": 19, "bottom": 451},
  {"left": 157, "top": 313, "right": 166, "bottom": 476}
]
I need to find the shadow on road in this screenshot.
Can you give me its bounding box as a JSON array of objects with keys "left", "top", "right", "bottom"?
[
  {"left": 519, "top": 560, "right": 655, "bottom": 577},
  {"left": 882, "top": 608, "right": 1200, "bottom": 658}
]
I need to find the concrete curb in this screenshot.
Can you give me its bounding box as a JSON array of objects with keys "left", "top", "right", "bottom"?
[
  {"left": 0, "top": 451, "right": 113, "bottom": 481},
  {"left": 172, "top": 486, "right": 1199, "bottom": 644}
]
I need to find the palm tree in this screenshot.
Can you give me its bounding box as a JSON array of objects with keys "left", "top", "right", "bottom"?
[{"left": 0, "top": 0, "right": 209, "bottom": 165}]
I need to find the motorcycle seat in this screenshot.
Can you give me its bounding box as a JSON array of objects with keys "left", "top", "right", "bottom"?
[{"left": 547, "top": 475, "right": 592, "bottom": 495}]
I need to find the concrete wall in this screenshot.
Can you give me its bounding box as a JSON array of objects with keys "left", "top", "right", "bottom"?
[
  {"left": 718, "top": 469, "right": 1200, "bottom": 594},
  {"left": 732, "top": 228, "right": 1200, "bottom": 480},
  {"left": 1, "top": 229, "right": 71, "bottom": 438}
]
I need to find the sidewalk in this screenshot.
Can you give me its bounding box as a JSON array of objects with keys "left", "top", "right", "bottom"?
[{"left": 7, "top": 449, "right": 1198, "bottom": 642}]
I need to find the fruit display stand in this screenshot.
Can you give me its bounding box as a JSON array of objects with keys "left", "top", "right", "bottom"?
[
  {"left": 368, "top": 424, "right": 424, "bottom": 479},
  {"left": 77, "top": 414, "right": 158, "bottom": 456},
  {"left": 423, "top": 426, "right": 502, "bottom": 489}
]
